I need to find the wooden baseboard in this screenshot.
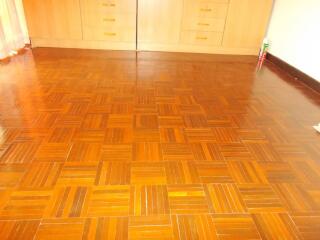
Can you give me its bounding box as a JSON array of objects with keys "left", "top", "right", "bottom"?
[{"left": 266, "top": 53, "right": 320, "bottom": 93}]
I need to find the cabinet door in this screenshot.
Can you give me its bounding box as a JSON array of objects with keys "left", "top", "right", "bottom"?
[
  {"left": 138, "top": 0, "right": 183, "bottom": 47},
  {"left": 23, "top": 0, "right": 82, "bottom": 40},
  {"left": 23, "top": 0, "right": 51, "bottom": 38},
  {"left": 222, "top": 0, "right": 273, "bottom": 49}
]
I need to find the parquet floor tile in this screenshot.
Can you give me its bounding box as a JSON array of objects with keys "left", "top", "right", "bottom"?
[
  {"left": 56, "top": 162, "right": 98, "bottom": 186},
  {"left": 0, "top": 220, "right": 40, "bottom": 240},
  {"left": 0, "top": 190, "right": 52, "bottom": 219},
  {"left": 252, "top": 213, "right": 301, "bottom": 240},
  {"left": 104, "top": 128, "right": 133, "bottom": 144},
  {"left": 172, "top": 215, "right": 218, "bottom": 240},
  {"left": 67, "top": 142, "right": 102, "bottom": 162},
  {"left": 272, "top": 183, "right": 320, "bottom": 212},
  {"left": 131, "top": 185, "right": 169, "bottom": 216},
  {"left": 84, "top": 186, "right": 131, "bottom": 217},
  {"left": 133, "top": 128, "right": 160, "bottom": 142},
  {"left": 164, "top": 161, "right": 196, "bottom": 184},
  {"left": 0, "top": 164, "right": 25, "bottom": 187},
  {"left": 191, "top": 143, "right": 224, "bottom": 161},
  {"left": 219, "top": 143, "right": 254, "bottom": 161},
  {"left": 34, "top": 143, "right": 72, "bottom": 162},
  {"left": 212, "top": 214, "right": 261, "bottom": 240},
  {"left": 35, "top": 218, "right": 85, "bottom": 240},
  {"left": 45, "top": 186, "right": 87, "bottom": 218},
  {"left": 96, "top": 162, "right": 130, "bottom": 185},
  {"left": 130, "top": 163, "right": 167, "bottom": 184},
  {"left": 19, "top": 162, "right": 63, "bottom": 189},
  {"left": 184, "top": 128, "right": 216, "bottom": 142},
  {"left": 228, "top": 161, "right": 268, "bottom": 184},
  {"left": 168, "top": 184, "right": 209, "bottom": 214},
  {"left": 128, "top": 215, "right": 173, "bottom": 240},
  {"left": 238, "top": 184, "right": 286, "bottom": 213},
  {"left": 0, "top": 142, "right": 39, "bottom": 164},
  {"left": 133, "top": 142, "right": 163, "bottom": 161},
  {"left": 206, "top": 184, "right": 247, "bottom": 213},
  {"left": 83, "top": 217, "right": 129, "bottom": 240},
  {"left": 162, "top": 143, "right": 195, "bottom": 161},
  {"left": 258, "top": 162, "right": 301, "bottom": 183},
  {"left": 100, "top": 144, "right": 133, "bottom": 162},
  {"left": 160, "top": 128, "right": 186, "bottom": 143},
  {"left": 195, "top": 162, "right": 234, "bottom": 183},
  {"left": 291, "top": 213, "right": 320, "bottom": 240},
  {"left": 1, "top": 48, "right": 320, "bottom": 238}
]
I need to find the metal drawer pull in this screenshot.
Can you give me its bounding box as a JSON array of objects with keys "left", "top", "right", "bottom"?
[
  {"left": 102, "top": 3, "right": 116, "bottom": 7},
  {"left": 196, "top": 36, "right": 208, "bottom": 40},
  {"left": 104, "top": 32, "right": 116, "bottom": 36},
  {"left": 200, "top": 8, "right": 212, "bottom": 12},
  {"left": 198, "top": 23, "right": 210, "bottom": 26},
  {"left": 103, "top": 18, "right": 116, "bottom": 22}
]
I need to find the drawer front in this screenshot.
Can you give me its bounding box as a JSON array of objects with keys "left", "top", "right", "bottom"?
[
  {"left": 184, "top": 1, "right": 229, "bottom": 19},
  {"left": 82, "top": 13, "right": 136, "bottom": 29},
  {"left": 81, "top": 0, "right": 136, "bottom": 14},
  {"left": 180, "top": 31, "right": 223, "bottom": 46},
  {"left": 83, "top": 27, "right": 136, "bottom": 42},
  {"left": 182, "top": 17, "right": 225, "bottom": 32}
]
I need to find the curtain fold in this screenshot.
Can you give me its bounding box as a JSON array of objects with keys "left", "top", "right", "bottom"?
[{"left": 0, "top": 0, "right": 29, "bottom": 60}]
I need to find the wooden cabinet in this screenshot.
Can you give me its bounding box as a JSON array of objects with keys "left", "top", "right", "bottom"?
[
  {"left": 23, "top": 0, "right": 273, "bottom": 55},
  {"left": 137, "top": 0, "right": 273, "bottom": 55},
  {"left": 23, "top": 0, "right": 136, "bottom": 50}
]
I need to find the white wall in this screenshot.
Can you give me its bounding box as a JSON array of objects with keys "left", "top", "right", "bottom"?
[{"left": 267, "top": 0, "right": 320, "bottom": 81}]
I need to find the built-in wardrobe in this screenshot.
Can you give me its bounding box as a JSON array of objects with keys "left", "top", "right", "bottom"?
[{"left": 23, "top": 0, "right": 273, "bottom": 55}]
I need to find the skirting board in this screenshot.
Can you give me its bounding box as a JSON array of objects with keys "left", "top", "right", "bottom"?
[{"left": 266, "top": 53, "right": 320, "bottom": 93}]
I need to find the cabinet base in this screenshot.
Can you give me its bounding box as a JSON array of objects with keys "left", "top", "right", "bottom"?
[
  {"left": 30, "top": 38, "right": 136, "bottom": 51},
  {"left": 138, "top": 43, "right": 259, "bottom": 56},
  {"left": 30, "top": 38, "right": 259, "bottom": 56}
]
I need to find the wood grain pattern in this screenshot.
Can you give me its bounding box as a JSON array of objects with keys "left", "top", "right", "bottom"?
[{"left": 0, "top": 48, "right": 320, "bottom": 238}]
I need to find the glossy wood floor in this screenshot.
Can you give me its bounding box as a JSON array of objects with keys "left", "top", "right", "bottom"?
[{"left": 0, "top": 48, "right": 320, "bottom": 240}]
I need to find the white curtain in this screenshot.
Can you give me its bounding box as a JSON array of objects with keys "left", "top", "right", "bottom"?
[{"left": 0, "top": 0, "right": 29, "bottom": 59}]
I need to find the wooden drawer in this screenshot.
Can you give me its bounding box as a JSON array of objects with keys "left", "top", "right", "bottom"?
[
  {"left": 81, "top": 0, "right": 136, "bottom": 14},
  {"left": 182, "top": 17, "right": 226, "bottom": 32},
  {"left": 82, "top": 13, "right": 136, "bottom": 29},
  {"left": 180, "top": 31, "right": 223, "bottom": 46},
  {"left": 83, "top": 26, "right": 136, "bottom": 42},
  {"left": 184, "top": 1, "right": 229, "bottom": 19}
]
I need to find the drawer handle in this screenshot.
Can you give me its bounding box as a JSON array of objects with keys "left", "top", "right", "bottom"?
[
  {"left": 196, "top": 36, "right": 208, "bottom": 40},
  {"left": 102, "top": 3, "right": 116, "bottom": 7},
  {"left": 198, "top": 23, "right": 210, "bottom": 26},
  {"left": 200, "top": 8, "right": 212, "bottom": 12},
  {"left": 103, "top": 18, "right": 116, "bottom": 22},
  {"left": 104, "top": 32, "right": 116, "bottom": 36}
]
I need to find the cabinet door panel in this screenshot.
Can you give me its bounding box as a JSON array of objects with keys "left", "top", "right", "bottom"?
[
  {"left": 182, "top": 17, "right": 226, "bottom": 32},
  {"left": 180, "top": 31, "right": 223, "bottom": 46},
  {"left": 50, "top": 0, "right": 82, "bottom": 39},
  {"left": 23, "top": 0, "right": 51, "bottom": 38},
  {"left": 23, "top": 0, "right": 82, "bottom": 40},
  {"left": 138, "top": 0, "right": 183, "bottom": 45},
  {"left": 184, "top": 1, "right": 229, "bottom": 19},
  {"left": 222, "top": 0, "right": 273, "bottom": 49}
]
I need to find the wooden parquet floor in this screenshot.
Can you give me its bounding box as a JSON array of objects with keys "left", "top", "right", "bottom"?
[{"left": 0, "top": 48, "right": 320, "bottom": 239}]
